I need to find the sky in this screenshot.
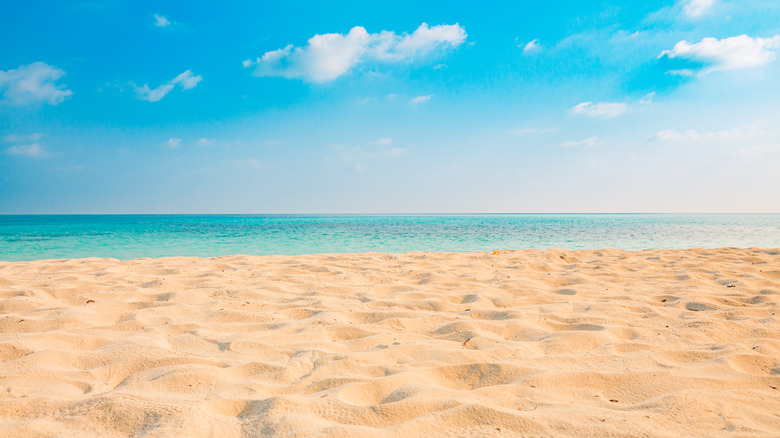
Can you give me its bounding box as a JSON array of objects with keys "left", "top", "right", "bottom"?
[{"left": 1, "top": 0, "right": 780, "bottom": 214}]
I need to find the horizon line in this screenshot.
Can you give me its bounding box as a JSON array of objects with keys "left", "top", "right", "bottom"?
[{"left": 2, "top": 212, "right": 780, "bottom": 216}]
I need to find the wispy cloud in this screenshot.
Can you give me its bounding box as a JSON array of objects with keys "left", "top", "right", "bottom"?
[
  {"left": 197, "top": 138, "right": 214, "bottom": 146},
  {"left": 370, "top": 139, "right": 405, "bottom": 156},
  {"left": 560, "top": 136, "right": 601, "bottom": 147},
  {"left": 153, "top": 14, "right": 171, "bottom": 27},
  {"left": 570, "top": 101, "right": 627, "bottom": 118},
  {"left": 0, "top": 62, "right": 73, "bottom": 106},
  {"left": 651, "top": 126, "right": 760, "bottom": 142},
  {"left": 134, "top": 70, "right": 202, "bottom": 102},
  {"left": 172, "top": 70, "right": 201, "bottom": 89},
  {"left": 638, "top": 92, "right": 655, "bottom": 104},
  {"left": 522, "top": 39, "right": 541, "bottom": 53},
  {"left": 683, "top": 0, "right": 714, "bottom": 18},
  {"left": 659, "top": 35, "right": 780, "bottom": 76},
  {"left": 4, "top": 143, "right": 48, "bottom": 158},
  {"left": 167, "top": 138, "right": 181, "bottom": 148},
  {"left": 134, "top": 83, "right": 174, "bottom": 102},
  {"left": 329, "top": 140, "right": 407, "bottom": 173},
  {"left": 244, "top": 23, "right": 467, "bottom": 82},
  {"left": 5, "top": 143, "right": 49, "bottom": 158},
  {"left": 409, "top": 94, "right": 432, "bottom": 105},
  {"left": 4, "top": 133, "right": 48, "bottom": 158}
]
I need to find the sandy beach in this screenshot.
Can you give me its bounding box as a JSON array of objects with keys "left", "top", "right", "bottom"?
[{"left": 0, "top": 248, "right": 778, "bottom": 437}]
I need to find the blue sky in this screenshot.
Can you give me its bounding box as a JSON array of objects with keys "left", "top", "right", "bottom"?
[{"left": 2, "top": 0, "right": 779, "bottom": 213}]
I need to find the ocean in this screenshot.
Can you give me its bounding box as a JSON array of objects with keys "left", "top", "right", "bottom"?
[{"left": 1, "top": 214, "right": 779, "bottom": 261}]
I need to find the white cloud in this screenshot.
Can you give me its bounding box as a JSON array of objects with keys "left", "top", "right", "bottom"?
[
  {"left": 4, "top": 143, "right": 47, "bottom": 158},
  {"left": 560, "top": 136, "right": 601, "bottom": 148},
  {"left": 244, "top": 23, "right": 467, "bottom": 82},
  {"left": 659, "top": 35, "right": 780, "bottom": 76},
  {"left": 134, "top": 70, "right": 202, "bottom": 102},
  {"left": 651, "top": 126, "right": 760, "bottom": 142},
  {"left": 570, "top": 101, "right": 627, "bottom": 118},
  {"left": 171, "top": 70, "right": 202, "bottom": 89},
  {"left": 386, "top": 23, "right": 466, "bottom": 59},
  {"left": 652, "top": 129, "right": 696, "bottom": 142},
  {"left": 409, "top": 94, "right": 432, "bottom": 105},
  {"left": 197, "top": 138, "right": 214, "bottom": 146},
  {"left": 522, "top": 39, "right": 540, "bottom": 53},
  {"left": 652, "top": 129, "right": 694, "bottom": 142},
  {"left": 4, "top": 133, "right": 48, "bottom": 158},
  {"left": 683, "top": 0, "right": 714, "bottom": 18},
  {"left": 134, "top": 83, "right": 174, "bottom": 102},
  {"left": 373, "top": 138, "right": 392, "bottom": 145},
  {"left": 0, "top": 62, "right": 73, "bottom": 106},
  {"left": 639, "top": 92, "right": 655, "bottom": 104},
  {"left": 167, "top": 138, "right": 181, "bottom": 148},
  {"left": 153, "top": 14, "right": 171, "bottom": 27}
]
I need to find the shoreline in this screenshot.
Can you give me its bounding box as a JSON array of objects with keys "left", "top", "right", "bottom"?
[
  {"left": 1, "top": 248, "right": 779, "bottom": 436},
  {"left": 2, "top": 245, "right": 779, "bottom": 263}
]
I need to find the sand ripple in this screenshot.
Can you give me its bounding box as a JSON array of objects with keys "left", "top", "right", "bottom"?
[{"left": 0, "top": 249, "right": 779, "bottom": 437}]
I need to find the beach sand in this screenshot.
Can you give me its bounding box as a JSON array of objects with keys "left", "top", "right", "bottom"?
[{"left": 0, "top": 248, "right": 778, "bottom": 437}]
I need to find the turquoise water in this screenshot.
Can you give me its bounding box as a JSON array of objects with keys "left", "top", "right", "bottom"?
[{"left": 1, "top": 214, "right": 779, "bottom": 261}]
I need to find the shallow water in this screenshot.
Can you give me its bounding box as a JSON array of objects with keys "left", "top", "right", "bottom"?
[{"left": 1, "top": 214, "right": 779, "bottom": 261}]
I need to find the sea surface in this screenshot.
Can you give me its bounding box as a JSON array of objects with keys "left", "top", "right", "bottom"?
[{"left": 1, "top": 214, "right": 779, "bottom": 261}]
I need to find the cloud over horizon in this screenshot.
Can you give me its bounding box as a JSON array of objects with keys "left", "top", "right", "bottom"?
[
  {"left": 0, "top": 62, "right": 73, "bottom": 106},
  {"left": 244, "top": 23, "right": 467, "bottom": 82}
]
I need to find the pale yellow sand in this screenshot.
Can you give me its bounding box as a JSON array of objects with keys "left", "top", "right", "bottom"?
[{"left": 0, "top": 249, "right": 779, "bottom": 437}]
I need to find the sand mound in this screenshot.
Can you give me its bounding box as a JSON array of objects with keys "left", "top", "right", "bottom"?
[{"left": 0, "top": 248, "right": 778, "bottom": 437}]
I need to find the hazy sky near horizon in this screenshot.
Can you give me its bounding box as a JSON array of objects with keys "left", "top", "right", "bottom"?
[{"left": 2, "top": 0, "right": 780, "bottom": 213}]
